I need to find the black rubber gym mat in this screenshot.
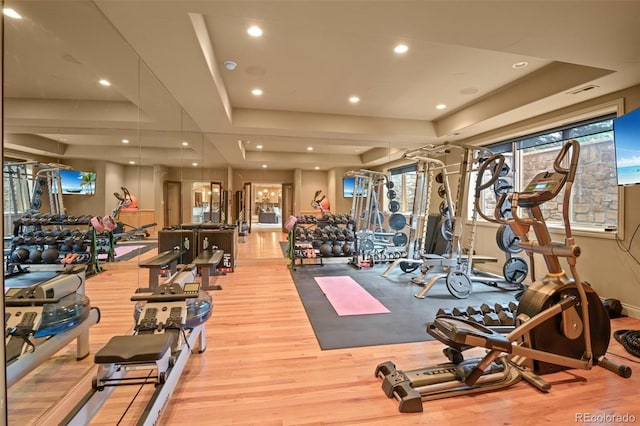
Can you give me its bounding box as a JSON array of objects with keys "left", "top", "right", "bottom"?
[{"left": 289, "top": 263, "right": 518, "bottom": 350}]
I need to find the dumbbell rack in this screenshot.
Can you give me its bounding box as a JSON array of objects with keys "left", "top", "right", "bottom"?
[
  {"left": 435, "top": 300, "right": 520, "bottom": 334},
  {"left": 289, "top": 215, "right": 356, "bottom": 271},
  {"left": 289, "top": 221, "right": 324, "bottom": 270},
  {"left": 6, "top": 215, "right": 111, "bottom": 276}
]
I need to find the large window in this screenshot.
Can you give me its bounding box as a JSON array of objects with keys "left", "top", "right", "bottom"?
[
  {"left": 388, "top": 164, "right": 417, "bottom": 213},
  {"left": 473, "top": 114, "right": 618, "bottom": 232}
]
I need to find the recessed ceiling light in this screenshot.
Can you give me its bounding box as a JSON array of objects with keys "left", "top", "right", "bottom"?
[
  {"left": 512, "top": 61, "right": 529, "bottom": 69},
  {"left": 182, "top": 141, "right": 189, "bottom": 146},
  {"left": 247, "top": 25, "right": 263, "bottom": 37},
  {"left": 307, "top": 147, "right": 313, "bottom": 151},
  {"left": 436, "top": 104, "right": 447, "bottom": 110},
  {"left": 192, "top": 162, "right": 198, "bottom": 167},
  {"left": 314, "top": 166, "right": 320, "bottom": 170},
  {"left": 394, "top": 44, "right": 409, "bottom": 54},
  {"left": 256, "top": 144, "right": 263, "bottom": 149},
  {"left": 129, "top": 161, "right": 136, "bottom": 165},
  {"left": 262, "top": 164, "right": 268, "bottom": 168},
  {"left": 3, "top": 8, "right": 22, "bottom": 19},
  {"left": 99, "top": 79, "right": 111, "bottom": 86},
  {"left": 223, "top": 60, "right": 237, "bottom": 71},
  {"left": 252, "top": 88, "right": 263, "bottom": 96},
  {"left": 349, "top": 96, "right": 360, "bottom": 104},
  {"left": 122, "top": 139, "right": 129, "bottom": 144}
]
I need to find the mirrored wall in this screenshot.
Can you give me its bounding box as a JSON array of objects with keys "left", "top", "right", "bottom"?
[{"left": 2, "top": 1, "right": 213, "bottom": 422}]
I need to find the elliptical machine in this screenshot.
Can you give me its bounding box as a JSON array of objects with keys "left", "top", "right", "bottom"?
[{"left": 375, "top": 140, "right": 631, "bottom": 413}]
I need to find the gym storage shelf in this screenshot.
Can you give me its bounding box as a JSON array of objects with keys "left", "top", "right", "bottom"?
[
  {"left": 288, "top": 214, "right": 355, "bottom": 270},
  {"left": 7, "top": 214, "right": 106, "bottom": 275}
]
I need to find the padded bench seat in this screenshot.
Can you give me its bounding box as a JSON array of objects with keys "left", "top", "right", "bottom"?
[
  {"left": 95, "top": 334, "right": 174, "bottom": 364},
  {"left": 193, "top": 249, "right": 224, "bottom": 290},
  {"left": 138, "top": 249, "right": 185, "bottom": 290}
]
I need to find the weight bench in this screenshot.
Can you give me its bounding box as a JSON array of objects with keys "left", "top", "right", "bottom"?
[
  {"left": 138, "top": 249, "right": 185, "bottom": 291},
  {"left": 192, "top": 249, "right": 224, "bottom": 291},
  {"left": 412, "top": 254, "right": 501, "bottom": 299}
]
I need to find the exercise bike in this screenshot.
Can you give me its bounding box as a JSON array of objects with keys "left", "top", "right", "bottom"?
[
  {"left": 92, "top": 187, "right": 156, "bottom": 240},
  {"left": 375, "top": 140, "right": 631, "bottom": 413}
]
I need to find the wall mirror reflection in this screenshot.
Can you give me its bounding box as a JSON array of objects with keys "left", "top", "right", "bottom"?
[
  {"left": 191, "top": 181, "right": 222, "bottom": 223},
  {"left": 2, "top": 1, "right": 213, "bottom": 423}
]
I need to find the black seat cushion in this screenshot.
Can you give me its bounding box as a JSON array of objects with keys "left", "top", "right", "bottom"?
[{"left": 95, "top": 333, "right": 173, "bottom": 364}]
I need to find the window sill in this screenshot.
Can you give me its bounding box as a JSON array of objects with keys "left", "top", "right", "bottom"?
[{"left": 471, "top": 219, "right": 618, "bottom": 240}]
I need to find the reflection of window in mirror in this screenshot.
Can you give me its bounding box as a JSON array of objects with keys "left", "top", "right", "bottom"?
[
  {"left": 209, "top": 182, "right": 222, "bottom": 223},
  {"left": 192, "top": 182, "right": 222, "bottom": 223},
  {"left": 191, "top": 182, "right": 209, "bottom": 223}
]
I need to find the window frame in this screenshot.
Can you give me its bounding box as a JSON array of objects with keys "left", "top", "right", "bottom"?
[
  {"left": 467, "top": 100, "right": 625, "bottom": 239},
  {"left": 387, "top": 163, "right": 418, "bottom": 214}
]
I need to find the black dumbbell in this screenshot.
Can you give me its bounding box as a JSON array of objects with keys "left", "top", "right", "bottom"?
[
  {"left": 483, "top": 312, "right": 501, "bottom": 326},
  {"left": 498, "top": 310, "right": 515, "bottom": 326},
  {"left": 494, "top": 303, "right": 510, "bottom": 313}
]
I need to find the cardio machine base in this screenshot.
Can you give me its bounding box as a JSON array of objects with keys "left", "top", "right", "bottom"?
[{"left": 375, "top": 357, "right": 521, "bottom": 413}]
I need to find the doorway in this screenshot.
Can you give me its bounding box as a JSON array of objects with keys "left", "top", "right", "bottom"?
[
  {"left": 164, "top": 181, "right": 182, "bottom": 227},
  {"left": 252, "top": 182, "right": 283, "bottom": 230}
]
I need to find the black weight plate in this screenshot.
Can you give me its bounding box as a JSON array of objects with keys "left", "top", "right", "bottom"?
[
  {"left": 392, "top": 232, "right": 408, "bottom": 247},
  {"left": 437, "top": 185, "right": 446, "bottom": 198},
  {"left": 389, "top": 200, "right": 400, "bottom": 213},
  {"left": 503, "top": 256, "right": 528, "bottom": 284},
  {"left": 399, "top": 261, "right": 420, "bottom": 273},
  {"left": 493, "top": 161, "right": 510, "bottom": 177},
  {"left": 496, "top": 224, "right": 522, "bottom": 254},
  {"left": 370, "top": 211, "right": 384, "bottom": 226},
  {"left": 439, "top": 200, "right": 450, "bottom": 218},
  {"left": 440, "top": 218, "right": 453, "bottom": 241},
  {"left": 493, "top": 177, "right": 512, "bottom": 196},
  {"left": 389, "top": 213, "right": 406, "bottom": 230},
  {"left": 435, "top": 172, "right": 444, "bottom": 184},
  {"left": 387, "top": 189, "right": 397, "bottom": 200},
  {"left": 386, "top": 181, "right": 394, "bottom": 189},
  {"left": 499, "top": 197, "right": 513, "bottom": 220},
  {"left": 446, "top": 271, "right": 472, "bottom": 299},
  {"left": 360, "top": 239, "right": 374, "bottom": 251}
]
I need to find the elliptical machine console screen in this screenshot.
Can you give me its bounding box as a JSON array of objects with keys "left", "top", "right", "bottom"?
[{"left": 518, "top": 171, "right": 567, "bottom": 207}]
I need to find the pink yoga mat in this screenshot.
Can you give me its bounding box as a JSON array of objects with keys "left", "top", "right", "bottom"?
[
  {"left": 97, "top": 245, "right": 145, "bottom": 260},
  {"left": 314, "top": 276, "right": 390, "bottom": 316}
]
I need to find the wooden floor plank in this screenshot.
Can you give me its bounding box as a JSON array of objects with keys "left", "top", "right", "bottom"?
[{"left": 7, "top": 230, "right": 640, "bottom": 425}]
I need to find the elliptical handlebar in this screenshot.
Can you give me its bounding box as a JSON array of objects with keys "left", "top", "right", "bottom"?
[
  {"left": 554, "top": 139, "right": 580, "bottom": 182},
  {"left": 474, "top": 154, "right": 506, "bottom": 224}
]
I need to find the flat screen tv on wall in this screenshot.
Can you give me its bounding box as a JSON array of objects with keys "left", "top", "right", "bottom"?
[
  {"left": 57, "top": 170, "right": 97, "bottom": 195},
  {"left": 343, "top": 177, "right": 367, "bottom": 198},
  {"left": 614, "top": 107, "right": 640, "bottom": 186}
]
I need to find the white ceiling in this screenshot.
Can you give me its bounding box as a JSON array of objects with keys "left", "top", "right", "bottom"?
[{"left": 4, "top": 1, "right": 640, "bottom": 170}]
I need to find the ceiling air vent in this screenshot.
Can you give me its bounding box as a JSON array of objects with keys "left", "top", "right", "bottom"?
[{"left": 566, "top": 85, "right": 599, "bottom": 95}]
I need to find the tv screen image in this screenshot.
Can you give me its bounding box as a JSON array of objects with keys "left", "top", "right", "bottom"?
[
  {"left": 58, "top": 170, "right": 96, "bottom": 195},
  {"left": 343, "top": 177, "right": 368, "bottom": 198},
  {"left": 614, "top": 107, "right": 640, "bottom": 186}
]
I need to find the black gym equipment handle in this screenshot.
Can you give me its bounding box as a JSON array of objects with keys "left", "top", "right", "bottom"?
[
  {"left": 6, "top": 297, "right": 61, "bottom": 306},
  {"left": 475, "top": 154, "right": 505, "bottom": 198},
  {"left": 130, "top": 293, "right": 198, "bottom": 302},
  {"left": 474, "top": 154, "right": 506, "bottom": 224},
  {"left": 597, "top": 355, "right": 632, "bottom": 378}
]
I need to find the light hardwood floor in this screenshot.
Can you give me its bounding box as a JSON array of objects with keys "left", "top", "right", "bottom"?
[{"left": 8, "top": 231, "right": 640, "bottom": 425}]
